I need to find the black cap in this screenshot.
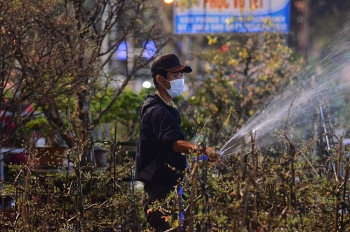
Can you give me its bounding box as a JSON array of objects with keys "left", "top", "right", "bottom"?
[{"left": 151, "top": 53, "right": 192, "bottom": 75}]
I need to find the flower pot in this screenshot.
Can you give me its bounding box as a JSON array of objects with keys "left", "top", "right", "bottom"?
[
  {"left": 90, "top": 193, "right": 107, "bottom": 204},
  {"left": 93, "top": 147, "right": 110, "bottom": 168},
  {"left": 0, "top": 195, "right": 15, "bottom": 222},
  {"left": 0, "top": 195, "right": 15, "bottom": 210},
  {"left": 5, "top": 151, "right": 28, "bottom": 165},
  {"left": 33, "top": 147, "right": 70, "bottom": 169}
]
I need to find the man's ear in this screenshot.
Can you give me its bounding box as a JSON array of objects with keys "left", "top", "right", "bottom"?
[
  {"left": 156, "top": 74, "right": 169, "bottom": 89},
  {"left": 155, "top": 74, "right": 163, "bottom": 85}
]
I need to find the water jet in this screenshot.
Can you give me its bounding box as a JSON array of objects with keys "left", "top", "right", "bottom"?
[{"left": 220, "top": 23, "right": 350, "bottom": 156}]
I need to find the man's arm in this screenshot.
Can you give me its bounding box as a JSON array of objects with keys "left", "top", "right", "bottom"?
[{"left": 173, "top": 140, "right": 219, "bottom": 161}]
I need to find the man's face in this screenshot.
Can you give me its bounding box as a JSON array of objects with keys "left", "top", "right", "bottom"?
[
  {"left": 166, "top": 72, "right": 183, "bottom": 81},
  {"left": 156, "top": 71, "right": 183, "bottom": 90},
  {"left": 164, "top": 72, "right": 183, "bottom": 89}
]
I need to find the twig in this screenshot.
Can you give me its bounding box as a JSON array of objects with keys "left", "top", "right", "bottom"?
[{"left": 188, "top": 144, "right": 200, "bottom": 231}]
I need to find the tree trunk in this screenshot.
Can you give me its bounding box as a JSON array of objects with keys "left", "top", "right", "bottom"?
[{"left": 298, "top": 0, "right": 310, "bottom": 60}]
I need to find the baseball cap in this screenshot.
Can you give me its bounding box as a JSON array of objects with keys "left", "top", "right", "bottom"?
[{"left": 151, "top": 53, "right": 192, "bottom": 75}]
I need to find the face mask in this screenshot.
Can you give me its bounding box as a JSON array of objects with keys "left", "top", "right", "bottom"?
[{"left": 160, "top": 77, "right": 185, "bottom": 98}]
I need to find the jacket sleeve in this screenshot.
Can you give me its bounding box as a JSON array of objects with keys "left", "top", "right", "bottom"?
[{"left": 151, "top": 106, "right": 185, "bottom": 151}]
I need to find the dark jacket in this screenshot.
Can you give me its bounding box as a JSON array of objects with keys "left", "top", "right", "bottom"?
[{"left": 135, "top": 93, "right": 186, "bottom": 186}]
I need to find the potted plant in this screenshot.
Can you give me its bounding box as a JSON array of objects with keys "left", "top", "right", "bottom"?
[
  {"left": 32, "top": 147, "right": 70, "bottom": 169},
  {"left": 91, "top": 89, "right": 148, "bottom": 169},
  {"left": 93, "top": 146, "right": 110, "bottom": 168},
  {"left": 20, "top": 116, "right": 71, "bottom": 170}
]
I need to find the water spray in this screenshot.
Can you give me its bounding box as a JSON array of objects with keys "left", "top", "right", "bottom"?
[{"left": 219, "top": 22, "right": 350, "bottom": 157}]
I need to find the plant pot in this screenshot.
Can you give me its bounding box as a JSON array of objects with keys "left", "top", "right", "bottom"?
[
  {"left": 90, "top": 193, "right": 108, "bottom": 204},
  {"left": 0, "top": 195, "right": 15, "bottom": 210},
  {"left": 33, "top": 147, "right": 70, "bottom": 169},
  {"left": 93, "top": 147, "right": 110, "bottom": 168},
  {"left": 0, "top": 195, "right": 15, "bottom": 222},
  {"left": 5, "top": 151, "right": 28, "bottom": 165}
]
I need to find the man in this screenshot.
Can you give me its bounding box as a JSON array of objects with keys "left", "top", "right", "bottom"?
[{"left": 135, "top": 53, "right": 219, "bottom": 231}]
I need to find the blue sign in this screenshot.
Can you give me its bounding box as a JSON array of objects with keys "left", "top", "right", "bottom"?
[
  {"left": 116, "top": 40, "right": 157, "bottom": 61},
  {"left": 116, "top": 41, "right": 128, "bottom": 61},
  {"left": 142, "top": 41, "right": 157, "bottom": 60},
  {"left": 174, "top": 0, "right": 291, "bottom": 34}
]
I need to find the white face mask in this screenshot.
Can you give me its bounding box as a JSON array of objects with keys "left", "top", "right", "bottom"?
[{"left": 160, "top": 77, "right": 185, "bottom": 98}]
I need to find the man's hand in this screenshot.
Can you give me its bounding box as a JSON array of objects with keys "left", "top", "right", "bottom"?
[
  {"left": 173, "top": 140, "right": 221, "bottom": 161},
  {"left": 205, "top": 147, "right": 220, "bottom": 161}
]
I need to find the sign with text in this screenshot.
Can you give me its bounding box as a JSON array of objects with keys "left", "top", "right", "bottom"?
[{"left": 174, "top": 0, "right": 290, "bottom": 34}]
